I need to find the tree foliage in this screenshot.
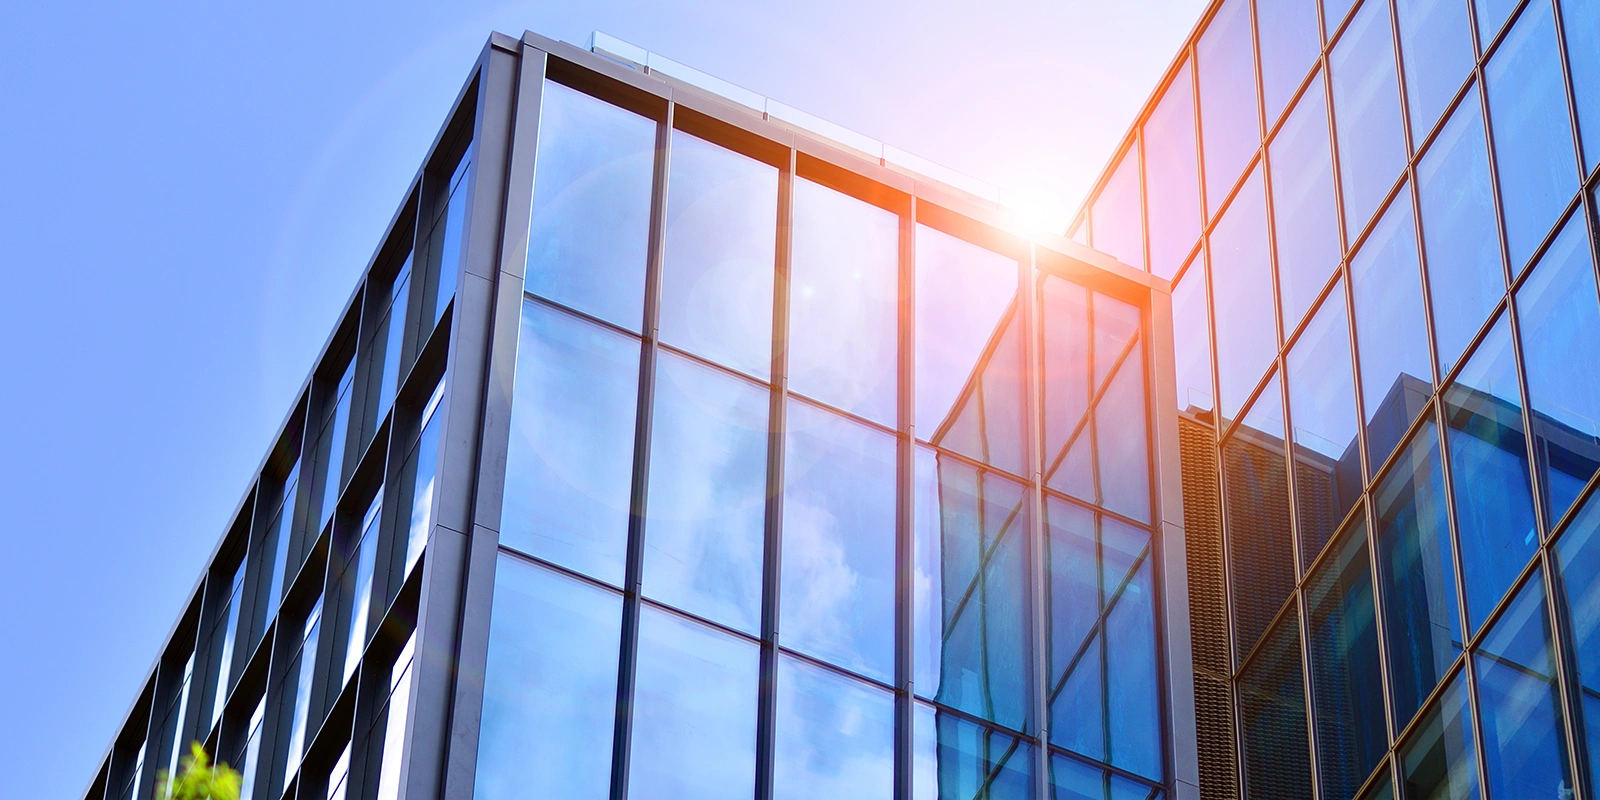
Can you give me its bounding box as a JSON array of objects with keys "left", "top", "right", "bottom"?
[{"left": 155, "top": 743, "right": 241, "bottom": 800}]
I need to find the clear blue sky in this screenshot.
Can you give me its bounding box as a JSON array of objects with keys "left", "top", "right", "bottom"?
[{"left": 0, "top": 1, "right": 1205, "bottom": 797}]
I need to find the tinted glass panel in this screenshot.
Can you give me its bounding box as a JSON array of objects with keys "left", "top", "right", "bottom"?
[
  {"left": 773, "top": 655, "right": 895, "bottom": 800},
  {"left": 913, "top": 704, "right": 1035, "bottom": 800},
  {"left": 1475, "top": 0, "right": 1519, "bottom": 44},
  {"left": 659, "top": 131, "right": 777, "bottom": 378},
  {"left": 1172, "top": 265, "right": 1215, "bottom": 414},
  {"left": 1555, "top": 493, "right": 1600, "bottom": 789},
  {"left": 1270, "top": 73, "right": 1343, "bottom": 330},
  {"left": 1257, "top": 0, "right": 1321, "bottom": 124},
  {"left": 1398, "top": 673, "right": 1480, "bottom": 800},
  {"left": 643, "top": 352, "right": 768, "bottom": 634},
  {"left": 788, "top": 179, "right": 899, "bottom": 426},
  {"left": 1239, "top": 610, "right": 1312, "bottom": 800},
  {"left": 1105, "top": 555, "right": 1160, "bottom": 778},
  {"left": 1144, "top": 63, "right": 1203, "bottom": 281},
  {"left": 1351, "top": 188, "right": 1434, "bottom": 470},
  {"left": 1040, "top": 278, "right": 1091, "bottom": 487},
  {"left": 1561, "top": 0, "right": 1600, "bottom": 172},
  {"left": 473, "top": 556, "right": 621, "bottom": 800},
  {"left": 1209, "top": 166, "right": 1276, "bottom": 420},
  {"left": 1286, "top": 282, "right": 1362, "bottom": 566},
  {"left": 525, "top": 81, "right": 655, "bottom": 331},
  {"left": 501, "top": 300, "right": 640, "bottom": 585},
  {"left": 1395, "top": 0, "right": 1476, "bottom": 140},
  {"left": 1096, "top": 335, "right": 1152, "bottom": 524},
  {"left": 1475, "top": 572, "right": 1573, "bottom": 798},
  {"left": 1485, "top": 3, "right": 1580, "bottom": 271},
  {"left": 1091, "top": 151, "right": 1145, "bottom": 270},
  {"left": 1331, "top": 0, "right": 1409, "bottom": 236},
  {"left": 782, "top": 400, "right": 896, "bottom": 683},
  {"left": 1197, "top": 0, "right": 1262, "bottom": 218},
  {"left": 1050, "top": 756, "right": 1162, "bottom": 800},
  {"left": 1358, "top": 773, "right": 1393, "bottom": 800},
  {"left": 1305, "top": 518, "right": 1387, "bottom": 800},
  {"left": 1225, "top": 373, "right": 1294, "bottom": 664},
  {"left": 1047, "top": 499, "right": 1102, "bottom": 761}
]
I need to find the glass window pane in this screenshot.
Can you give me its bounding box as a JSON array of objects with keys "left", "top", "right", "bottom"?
[
  {"left": 1257, "top": 0, "right": 1321, "bottom": 124},
  {"left": 1239, "top": 609, "right": 1312, "bottom": 799},
  {"left": 1047, "top": 498, "right": 1102, "bottom": 760},
  {"left": 1351, "top": 187, "right": 1435, "bottom": 470},
  {"left": 643, "top": 352, "right": 768, "bottom": 634},
  {"left": 526, "top": 81, "right": 656, "bottom": 331},
  {"left": 1144, "top": 63, "right": 1203, "bottom": 281},
  {"left": 788, "top": 179, "right": 899, "bottom": 426},
  {"left": 1561, "top": 0, "right": 1600, "bottom": 172},
  {"left": 1358, "top": 772, "right": 1393, "bottom": 800},
  {"left": 1106, "top": 556, "right": 1160, "bottom": 779},
  {"left": 501, "top": 300, "right": 640, "bottom": 585},
  {"left": 1224, "top": 372, "right": 1294, "bottom": 664},
  {"left": 1373, "top": 418, "right": 1462, "bottom": 726},
  {"left": 1197, "top": 0, "right": 1262, "bottom": 218},
  {"left": 659, "top": 131, "right": 777, "bottom": 378},
  {"left": 343, "top": 498, "right": 381, "bottom": 685},
  {"left": 1398, "top": 672, "right": 1480, "bottom": 800},
  {"left": 782, "top": 400, "right": 896, "bottom": 683},
  {"left": 1051, "top": 756, "right": 1160, "bottom": 800},
  {"left": 1516, "top": 213, "right": 1600, "bottom": 527},
  {"left": 1096, "top": 335, "right": 1152, "bottom": 524},
  {"left": 913, "top": 450, "right": 1034, "bottom": 731},
  {"left": 1331, "top": 0, "right": 1409, "bottom": 236},
  {"left": 1395, "top": 0, "right": 1476, "bottom": 140},
  {"left": 914, "top": 704, "right": 1035, "bottom": 800},
  {"left": 1270, "top": 72, "right": 1343, "bottom": 330},
  {"left": 1418, "top": 91, "right": 1506, "bottom": 373},
  {"left": 419, "top": 148, "right": 472, "bottom": 332},
  {"left": 1209, "top": 166, "right": 1276, "bottom": 420},
  {"left": 915, "top": 226, "right": 1025, "bottom": 475},
  {"left": 1554, "top": 492, "right": 1600, "bottom": 789},
  {"left": 1286, "top": 282, "right": 1362, "bottom": 565},
  {"left": 1476, "top": 0, "right": 1520, "bottom": 44},
  {"left": 1172, "top": 264, "right": 1215, "bottom": 415},
  {"left": 1474, "top": 571, "right": 1574, "bottom": 798},
  {"left": 473, "top": 556, "right": 621, "bottom": 800},
  {"left": 1041, "top": 277, "right": 1091, "bottom": 489},
  {"left": 1305, "top": 517, "right": 1387, "bottom": 800},
  {"left": 400, "top": 379, "right": 445, "bottom": 574},
  {"left": 1090, "top": 150, "right": 1145, "bottom": 270},
  {"left": 1485, "top": 2, "right": 1581, "bottom": 271},
  {"left": 773, "top": 655, "right": 894, "bottom": 800},
  {"left": 1442, "top": 314, "right": 1537, "bottom": 633},
  {"left": 629, "top": 606, "right": 759, "bottom": 800}
]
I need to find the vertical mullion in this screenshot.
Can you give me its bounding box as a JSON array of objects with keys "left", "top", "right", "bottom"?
[
  {"left": 1021, "top": 244, "right": 1052, "bottom": 800},
  {"left": 609, "top": 99, "right": 674, "bottom": 800},
  {"left": 895, "top": 194, "right": 918, "bottom": 800}
]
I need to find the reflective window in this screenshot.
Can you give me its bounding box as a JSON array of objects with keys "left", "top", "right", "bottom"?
[
  {"left": 1105, "top": 547, "right": 1160, "bottom": 778},
  {"left": 1286, "top": 282, "right": 1361, "bottom": 565},
  {"left": 162, "top": 655, "right": 194, "bottom": 788},
  {"left": 326, "top": 745, "right": 350, "bottom": 800},
  {"left": 643, "top": 352, "right": 768, "bottom": 635},
  {"left": 913, "top": 704, "right": 1035, "bottom": 800},
  {"left": 1351, "top": 187, "right": 1434, "bottom": 470},
  {"left": 1305, "top": 518, "right": 1386, "bottom": 800},
  {"left": 373, "top": 634, "right": 416, "bottom": 800},
  {"left": 368, "top": 258, "right": 411, "bottom": 441},
  {"left": 239, "top": 700, "right": 265, "bottom": 800},
  {"left": 914, "top": 449, "right": 1034, "bottom": 731},
  {"left": 1485, "top": 2, "right": 1580, "bottom": 271},
  {"left": 659, "top": 131, "right": 777, "bottom": 378},
  {"left": 1256, "top": 0, "right": 1321, "bottom": 125},
  {"left": 773, "top": 655, "right": 895, "bottom": 800},
  {"left": 473, "top": 555, "right": 621, "bottom": 800},
  {"left": 1325, "top": 0, "right": 1358, "bottom": 34},
  {"left": 283, "top": 599, "right": 322, "bottom": 783},
  {"left": 501, "top": 300, "right": 640, "bottom": 585},
  {"left": 1091, "top": 149, "right": 1145, "bottom": 271},
  {"left": 1040, "top": 278, "right": 1091, "bottom": 488},
  {"left": 788, "top": 179, "right": 899, "bottom": 427},
  {"left": 400, "top": 378, "right": 446, "bottom": 574},
  {"left": 343, "top": 497, "right": 381, "bottom": 684},
  {"left": 1224, "top": 372, "right": 1293, "bottom": 664},
  {"left": 418, "top": 148, "right": 473, "bottom": 332},
  {"left": 1209, "top": 166, "right": 1276, "bottom": 421},
  {"left": 1561, "top": 0, "right": 1600, "bottom": 172},
  {"left": 629, "top": 606, "right": 759, "bottom": 800},
  {"left": 313, "top": 359, "right": 356, "bottom": 535},
  {"left": 1442, "top": 314, "right": 1537, "bottom": 633},
  {"left": 211, "top": 561, "right": 246, "bottom": 730},
  {"left": 1476, "top": 0, "right": 1520, "bottom": 44},
  {"left": 1516, "top": 213, "right": 1600, "bottom": 527},
  {"left": 1417, "top": 91, "right": 1506, "bottom": 373},
  {"left": 1096, "top": 329, "right": 1151, "bottom": 524},
  {"left": 1238, "top": 611, "right": 1313, "bottom": 800},
  {"left": 1358, "top": 772, "right": 1393, "bottom": 800},
  {"left": 1398, "top": 672, "right": 1479, "bottom": 800},
  {"left": 1144, "top": 63, "right": 1203, "bottom": 281},
  {"left": 1197, "top": 0, "right": 1261, "bottom": 218},
  {"left": 782, "top": 399, "right": 896, "bottom": 683},
  {"left": 1172, "top": 265, "right": 1215, "bottom": 415},
  {"left": 1269, "top": 72, "right": 1342, "bottom": 330},
  {"left": 1051, "top": 755, "right": 1162, "bottom": 800},
  {"left": 1331, "top": 0, "right": 1408, "bottom": 236},
  {"left": 526, "top": 81, "right": 656, "bottom": 331},
  {"left": 1394, "top": 0, "right": 1476, "bottom": 140},
  {"left": 260, "top": 460, "right": 300, "bottom": 628},
  {"left": 1555, "top": 493, "right": 1600, "bottom": 789},
  {"left": 1373, "top": 419, "right": 1461, "bottom": 725},
  {"left": 1475, "top": 571, "right": 1573, "bottom": 798},
  {"left": 915, "top": 226, "right": 1024, "bottom": 475}
]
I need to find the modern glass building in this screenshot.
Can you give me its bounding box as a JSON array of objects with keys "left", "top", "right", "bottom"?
[{"left": 79, "top": 30, "right": 1197, "bottom": 800}]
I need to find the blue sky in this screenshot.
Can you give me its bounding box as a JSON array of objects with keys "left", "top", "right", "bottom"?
[{"left": 0, "top": 1, "right": 1205, "bottom": 797}]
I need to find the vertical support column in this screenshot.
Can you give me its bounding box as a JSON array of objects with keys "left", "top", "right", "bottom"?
[
  {"left": 1021, "top": 244, "right": 1052, "bottom": 800},
  {"left": 893, "top": 194, "right": 918, "bottom": 800}
]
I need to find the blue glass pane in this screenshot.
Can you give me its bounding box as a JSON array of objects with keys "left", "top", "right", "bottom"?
[
  {"left": 773, "top": 655, "right": 895, "bottom": 800},
  {"left": 1238, "top": 611, "right": 1313, "bottom": 800},
  {"left": 1046, "top": 498, "right": 1100, "bottom": 759},
  {"left": 1172, "top": 265, "right": 1215, "bottom": 415},
  {"left": 1091, "top": 151, "right": 1145, "bottom": 270},
  {"left": 1351, "top": 187, "right": 1434, "bottom": 470},
  {"left": 1374, "top": 419, "right": 1462, "bottom": 726},
  {"left": 1209, "top": 166, "right": 1276, "bottom": 420},
  {"left": 526, "top": 81, "right": 655, "bottom": 331},
  {"left": 1358, "top": 773, "right": 1393, "bottom": 800},
  {"left": 1096, "top": 339, "right": 1151, "bottom": 523},
  {"left": 1517, "top": 214, "right": 1600, "bottom": 527},
  {"left": 788, "top": 179, "right": 899, "bottom": 427},
  {"left": 659, "top": 131, "right": 777, "bottom": 378},
  {"left": 1041, "top": 278, "right": 1092, "bottom": 489},
  {"left": 1398, "top": 673, "right": 1480, "bottom": 800},
  {"left": 643, "top": 352, "right": 768, "bottom": 634},
  {"left": 1225, "top": 373, "right": 1294, "bottom": 664},
  {"left": 501, "top": 301, "right": 639, "bottom": 585},
  {"left": 1144, "top": 63, "right": 1203, "bottom": 281},
  {"left": 1331, "top": 0, "right": 1409, "bottom": 236},
  {"left": 782, "top": 400, "right": 896, "bottom": 683},
  {"left": 629, "top": 606, "right": 759, "bottom": 800},
  {"left": 1287, "top": 282, "right": 1362, "bottom": 565},
  {"left": 1555, "top": 493, "right": 1600, "bottom": 790},
  {"left": 1485, "top": 2, "right": 1580, "bottom": 272},
  {"left": 1443, "top": 315, "right": 1537, "bottom": 634},
  {"left": 913, "top": 451, "right": 1034, "bottom": 731},
  {"left": 1561, "top": 0, "right": 1600, "bottom": 172},
  {"left": 1198, "top": 0, "right": 1262, "bottom": 218},
  {"left": 1106, "top": 557, "right": 1160, "bottom": 779},
  {"left": 1258, "top": 0, "right": 1321, "bottom": 124},
  {"left": 1325, "top": 0, "right": 1359, "bottom": 33},
  {"left": 1476, "top": 0, "right": 1520, "bottom": 44},
  {"left": 1270, "top": 73, "right": 1342, "bottom": 330},
  {"left": 1305, "top": 517, "right": 1387, "bottom": 800},
  {"left": 1474, "top": 572, "right": 1573, "bottom": 799},
  {"left": 1417, "top": 91, "right": 1506, "bottom": 373},
  {"left": 474, "top": 555, "right": 621, "bottom": 800},
  {"left": 914, "top": 704, "right": 1035, "bottom": 800},
  {"left": 1050, "top": 756, "right": 1159, "bottom": 800},
  {"left": 1395, "top": 0, "right": 1476, "bottom": 140}
]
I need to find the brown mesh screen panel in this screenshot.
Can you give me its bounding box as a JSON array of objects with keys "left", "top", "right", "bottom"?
[{"left": 1179, "top": 416, "right": 1239, "bottom": 800}]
